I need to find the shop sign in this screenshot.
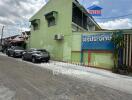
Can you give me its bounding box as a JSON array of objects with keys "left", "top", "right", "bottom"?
[
  {"left": 82, "top": 33, "right": 114, "bottom": 50},
  {"left": 87, "top": 5, "right": 103, "bottom": 16}
]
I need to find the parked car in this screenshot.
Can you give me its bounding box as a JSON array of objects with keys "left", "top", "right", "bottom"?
[
  {"left": 6, "top": 46, "right": 25, "bottom": 57},
  {"left": 22, "top": 49, "right": 50, "bottom": 63}
]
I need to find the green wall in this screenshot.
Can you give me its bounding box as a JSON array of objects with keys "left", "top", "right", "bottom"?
[
  {"left": 90, "top": 53, "right": 113, "bottom": 69},
  {"left": 29, "top": 0, "right": 114, "bottom": 69},
  {"left": 71, "top": 32, "right": 114, "bottom": 69},
  {"left": 30, "top": 0, "right": 73, "bottom": 61}
]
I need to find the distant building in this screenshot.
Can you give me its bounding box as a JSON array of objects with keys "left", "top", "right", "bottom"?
[{"left": 1, "top": 31, "right": 31, "bottom": 52}]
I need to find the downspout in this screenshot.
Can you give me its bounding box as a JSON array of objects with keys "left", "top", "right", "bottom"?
[
  {"left": 80, "top": 34, "right": 83, "bottom": 64},
  {"left": 80, "top": 0, "right": 84, "bottom": 64}
]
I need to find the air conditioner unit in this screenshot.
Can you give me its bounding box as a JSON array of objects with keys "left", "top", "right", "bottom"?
[{"left": 54, "top": 34, "right": 64, "bottom": 40}]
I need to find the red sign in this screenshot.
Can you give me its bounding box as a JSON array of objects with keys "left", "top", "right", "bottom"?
[{"left": 88, "top": 10, "right": 101, "bottom": 15}]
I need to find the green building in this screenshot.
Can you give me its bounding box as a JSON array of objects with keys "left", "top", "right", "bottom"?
[{"left": 29, "top": 0, "right": 132, "bottom": 70}]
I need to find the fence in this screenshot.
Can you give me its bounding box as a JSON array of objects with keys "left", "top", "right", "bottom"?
[{"left": 123, "top": 33, "right": 132, "bottom": 68}]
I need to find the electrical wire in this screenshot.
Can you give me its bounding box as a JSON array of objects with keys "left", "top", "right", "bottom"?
[
  {"left": 95, "top": 13, "right": 132, "bottom": 19},
  {"left": 80, "top": 0, "right": 132, "bottom": 20}
]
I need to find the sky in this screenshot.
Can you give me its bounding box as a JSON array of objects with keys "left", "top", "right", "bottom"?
[
  {"left": 80, "top": 0, "right": 132, "bottom": 29},
  {"left": 0, "top": 0, "right": 132, "bottom": 37}
]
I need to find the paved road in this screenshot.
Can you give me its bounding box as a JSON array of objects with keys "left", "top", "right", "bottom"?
[{"left": 0, "top": 55, "right": 132, "bottom": 100}]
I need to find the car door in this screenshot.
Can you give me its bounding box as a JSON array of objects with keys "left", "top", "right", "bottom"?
[
  {"left": 26, "top": 50, "right": 33, "bottom": 60},
  {"left": 29, "top": 51, "right": 34, "bottom": 60},
  {"left": 24, "top": 50, "right": 29, "bottom": 60},
  {"left": 10, "top": 47, "right": 14, "bottom": 56},
  {"left": 23, "top": 50, "right": 28, "bottom": 59}
]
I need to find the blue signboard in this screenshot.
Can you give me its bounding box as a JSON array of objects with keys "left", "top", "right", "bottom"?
[
  {"left": 82, "top": 33, "right": 114, "bottom": 50},
  {"left": 87, "top": 5, "right": 103, "bottom": 16}
]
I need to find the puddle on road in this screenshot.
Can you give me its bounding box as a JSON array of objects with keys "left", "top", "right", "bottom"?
[{"left": 0, "top": 85, "right": 15, "bottom": 100}]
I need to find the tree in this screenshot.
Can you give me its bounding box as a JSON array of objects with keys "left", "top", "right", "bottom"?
[{"left": 111, "top": 31, "right": 124, "bottom": 70}]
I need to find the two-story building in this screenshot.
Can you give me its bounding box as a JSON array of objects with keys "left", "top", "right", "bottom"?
[
  {"left": 29, "top": 0, "right": 132, "bottom": 69},
  {"left": 29, "top": 0, "right": 101, "bottom": 60}
]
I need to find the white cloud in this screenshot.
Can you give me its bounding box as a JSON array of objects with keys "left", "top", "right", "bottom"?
[
  {"left": 98, "top": 18, "right": 132, "bottom": 29},
  {"left": 0, "top": 0, "right": 47, "bottom": 37},
  {"left": 91, "top": 1, "right": 100, "bottom": 5}
]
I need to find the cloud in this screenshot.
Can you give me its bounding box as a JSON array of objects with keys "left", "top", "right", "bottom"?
[
  {"left": 91, "top": 1, "right": 100, "bottom": 5},
  {"left": 98, "top": 18, "right": 132, "bottom": 29},
  {"left": 0, "top": 0, "right": 46, "bottom": 37}
]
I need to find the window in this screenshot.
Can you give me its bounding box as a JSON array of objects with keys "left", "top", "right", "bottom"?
[
  {"left": 33, "top": 23, "right": 39, "bottom": 30},
  {"left": 47, "top": 17, "right": 55, "bottom": 27},
  {"left": 44, "top": 11, "right": 58, "bottom": 27},
  {"left": 72, "top": 3, "right": 88, "bottom": 30},
  {"left": 31, "top": 19, "right": 40, "bottom": 31}
]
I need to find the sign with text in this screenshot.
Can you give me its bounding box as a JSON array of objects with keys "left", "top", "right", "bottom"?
[
  {"left": 87, "top": 5, "right": 103, "bottom": 16},
  {"left": 82, "top": 33, "right": 114, "bottom": 50}
]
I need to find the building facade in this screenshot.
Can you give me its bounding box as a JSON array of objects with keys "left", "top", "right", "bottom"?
[
  {"left": 29, "top": 0, "right": 101, "bottom": 60},
  {"left": 29, "top": 0, "right": 132, "bottom": 70}
]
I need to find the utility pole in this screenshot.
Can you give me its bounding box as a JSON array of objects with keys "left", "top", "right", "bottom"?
[{"left": 1, "top": 26, "right": 4, "bottom": 45}]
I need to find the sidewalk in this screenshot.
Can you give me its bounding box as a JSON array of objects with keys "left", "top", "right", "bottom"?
[
  {"left": 1, "top": 52, "right": 132, "bottom": 94},
  {"left": 37, "top": 61, "right": 132, "bottom": 94}
]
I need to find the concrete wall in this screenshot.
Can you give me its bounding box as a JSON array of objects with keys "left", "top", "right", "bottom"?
[{"left": 71, "top": 32, "right": 114, "bottom": 69}]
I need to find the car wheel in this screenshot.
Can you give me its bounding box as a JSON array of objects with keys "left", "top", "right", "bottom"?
[
  {"left": 13, "top": 53, "right": 16, "bottom": 58},
  {"left": 7, "top": 52, "right": 10, "bottom": 57},
  {"left": 45, "top": 59, "right": 49, "bottom": 63},
  {"left": 22, "top": 55, "right": 25, "bottom": 60},
  {"left": 32, "top": 57, "right": 36, "bottom": 63},
  {"left": 6, "top": 51, "right": 8, "bottom": 55}
]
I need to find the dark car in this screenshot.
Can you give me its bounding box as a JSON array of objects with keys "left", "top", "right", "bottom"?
[
  {"left": 6, "top": 46, "right": 25, "bottom": 57},
  {"left": 22, "top": 49, "right": 50, "bottom": 63}
]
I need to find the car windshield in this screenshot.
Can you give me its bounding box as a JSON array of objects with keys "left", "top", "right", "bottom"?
[{"left": 33, "top": 51, "right": 43, "bottom": 54}]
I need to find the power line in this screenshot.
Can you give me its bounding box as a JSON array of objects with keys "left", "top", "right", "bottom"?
[
  {"left": 79, "top": 0, "right": 132, "bottom": 20},
  {"left": 95, "top": 13, "right": 132, "bottom": 19}
]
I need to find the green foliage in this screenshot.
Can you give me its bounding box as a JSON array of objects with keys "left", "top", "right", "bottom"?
[{"left": 111, "top": 31, "right": 124, "bottom": 69}]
